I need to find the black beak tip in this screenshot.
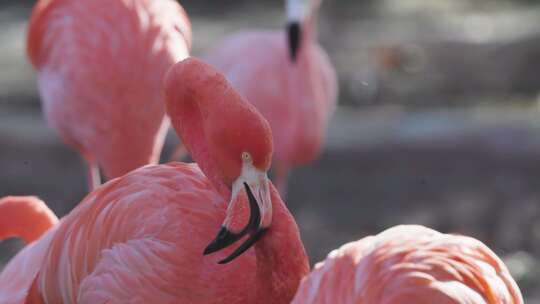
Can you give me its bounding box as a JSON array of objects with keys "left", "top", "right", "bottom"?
[
  {"left": 203, "top": 183, "right": 264, "bottom": 264},
  {"left": 218, "top": 228, "right": 268, "bottom": 265},
  {"left": 203, "top": 242, "right": 216, "bottom": 256},
  {"left": 287, "top": 22, "right": 301, "bottom": 62},
  {"left": 203, "top": 226, "right": 240, "bottom": 256}
]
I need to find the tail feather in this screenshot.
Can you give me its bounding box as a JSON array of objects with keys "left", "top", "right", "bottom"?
[{"left": 0, "top": 196, "right": 58, "bottom": 244}]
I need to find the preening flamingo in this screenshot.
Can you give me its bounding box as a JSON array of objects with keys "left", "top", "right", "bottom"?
[
  {"left": 0, "top": 58, "right": 309, "bottom": 304},
  {"left": 291, "top": 225, "right": 523, "bottom": 304},
  {"left": 186, "top": 0, "right": 338, "bottom": 194},
  {"left": 0, "top": 196, "right": 58, "bottom": 304},
  {"left": 27, "top": 0, "right": 191, "bottom": 190}
]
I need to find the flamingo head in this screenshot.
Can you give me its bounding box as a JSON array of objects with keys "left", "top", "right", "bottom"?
[
  {"left": 286, "top": 0, "right": 321, "bottom": 61},
  {"left": 203, "top": 152, "right": 274, "bottom": 264},
  {"left": 203, "top": 75, "right": 274, "bottom": 256},
  {"left": 170, "top": 59, "right": 274, "bottom": 264},
  {"left": 203, "top": 90, "right": 276, "bottom": 261},
  {"left": 204, "top": 117, "right": 272, "bottom": 264}
]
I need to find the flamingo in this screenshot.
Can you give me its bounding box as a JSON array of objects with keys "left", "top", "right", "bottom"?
[
  {"left": 0, "top": 58, "right": 309, "bottom": 304},
  {"left": 27, "top": 0, "right": 191, "bottom": 190},
  {"left": 291, "top": 225, "right": 524, "bottom": 304},
  {"left": 0, "top": 196, "right": 58, "bottom": 245},
  {"left": 176, "top": 0, "right": 338, "bottom": 194},
  {"left": 0, "top": 196, "right": 58, "bottom": 304}
]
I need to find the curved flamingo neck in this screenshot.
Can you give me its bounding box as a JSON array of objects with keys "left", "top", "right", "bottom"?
[
  {"left": 253, "top": 186, "right": 309, "bottom": 302},
  {"left": 165, "top": 68, "right": 231, "bottom": 199},
  {"left": 165, "top": 59, "right": 273, "bottom": 200}
]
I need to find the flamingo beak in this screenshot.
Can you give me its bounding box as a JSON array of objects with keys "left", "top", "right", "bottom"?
[
  {"left": 203, "top": 183, "right": 268, "bottom": 264},
  {"left": 286, "top": 0, "right": 307, "bottom": 62},
  {"left": 287, "top": 22, "right": 301, "bottom": 62}
]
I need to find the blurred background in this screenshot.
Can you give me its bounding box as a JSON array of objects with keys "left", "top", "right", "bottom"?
[{"left": 1, "top": 0, "right": 540, "bottom": 301}]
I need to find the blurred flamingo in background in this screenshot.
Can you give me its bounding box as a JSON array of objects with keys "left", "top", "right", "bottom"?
[
  {"left": 292, "top": 225, "right": 523, "bottom": 304},
  {"left": 175, "top": 0, "right": 337, "bottom": 194},
  {"left": 0, "top": 58, "right": 309, "bottom": 304},
  {"left": 27, "top": 0, "right": 191, "bottom": 190},
  {"left": 0, "top": 196, "right": 58, "bottom": 304},
  {"left": 0, "top": 196, "right": 57, "bottom": 244}
]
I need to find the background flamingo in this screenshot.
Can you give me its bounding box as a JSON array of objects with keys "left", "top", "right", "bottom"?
[
  {"left": 0, "top": 196, "right": 58, "bottom": 245},
  {"left": 0, "top": 58, "right": 309, "bottom": 304},
  {"left": 0, "top": 196, "right": 58, "bottom": 304},
  {"left": 27, "top": 0, "right": 191, "bottom": 190},
  {"left": 291, "top": 225, "right": 523, "bottom": 304},
  {"left": 180, "top": 0, "right": 338, "bottom": 194}
]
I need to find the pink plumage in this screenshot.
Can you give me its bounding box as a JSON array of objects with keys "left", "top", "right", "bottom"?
[
  {"left": 292, "top": 225, "right": 523, "bottom": 304},
  {"left": 201, "top": 0, "right": 338, "bottom": 193},
  {"left": 0, "top": 196, "right": 58, "bottom": 244},
  {"left": 27, "top": 0, "right": 191, "bottom": 190},
  {"left": 0, "top": 58, "right": 309, "bottom": 304},
  {"left": 0, "top": 196, "right": 58, "bottom": 304}
]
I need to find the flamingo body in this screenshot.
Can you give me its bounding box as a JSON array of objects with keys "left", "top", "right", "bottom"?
[
  {"left": 27, "top": 0, "right": 191, "bottom": 188},
  {"left": 292, "top": 225, "right": 523, "bottom": 304},
  {"left": 34, "top": 164, "right": 259, "bottom": 303}
]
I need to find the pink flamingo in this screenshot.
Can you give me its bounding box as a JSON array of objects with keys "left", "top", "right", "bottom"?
[
  {"left": 27, "top": 0, "right": 191, "bottom": 190},
  {"left": 178, "top": 0, "right": 338, "bottom": 194},
  {"left": 0, "top": 196, "right": 58, "bottom": 304},
  {"left": 292, "top": 225, "right": 524, "bottom": 304},
  {"left": 0, "top": 196, "right": 58, "bottom": 245},
  {"left": 0, "top": 58, "right": 309, "bottom": 303}
]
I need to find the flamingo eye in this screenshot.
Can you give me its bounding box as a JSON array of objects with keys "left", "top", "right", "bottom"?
[{"left": 241, "top": 152, "right": 252, "bottom": 163}]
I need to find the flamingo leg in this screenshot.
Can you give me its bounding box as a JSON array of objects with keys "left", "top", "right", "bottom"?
[
  {"left": 86, "top": 159, "right": 101, "bottom": 192},
  {"left": 169, "top": 143, "right": 188, "bottom": 162}
]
